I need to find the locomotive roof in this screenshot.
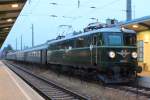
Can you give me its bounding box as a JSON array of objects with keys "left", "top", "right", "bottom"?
[
  {"left": 7, "top": 27, "right": 135, "bottom": 54},
  {"left": 47, "top": 27, "right": 135, "bottom": 45},
  {"left": 7, "top": 43, "right": 48, "bottom": 55}
]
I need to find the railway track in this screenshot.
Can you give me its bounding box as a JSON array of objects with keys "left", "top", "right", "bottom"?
[
  {"left": 107, "top": 84, "right": 150, "bottom": 98},
  {"left": 4, "top": 61, "right": 150, "bottom": 99},
  {"left": 4, "top": 61, "right": 90, "bottom": 100}
]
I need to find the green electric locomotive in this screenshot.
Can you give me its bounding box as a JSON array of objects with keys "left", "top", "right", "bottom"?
[{"left": 47, "top": 27, "right": 142, "bottom": 83}]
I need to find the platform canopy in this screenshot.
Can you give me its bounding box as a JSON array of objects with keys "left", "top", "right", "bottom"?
[
  {"left": 122, "top": 16, "right": 150, "bottom": 32},
  {"left": 0, "top": 0, "right": 27, "bottom": 47}
]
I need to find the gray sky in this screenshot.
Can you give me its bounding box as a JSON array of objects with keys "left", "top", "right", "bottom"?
[{"left": 2, "top": 0, "right": 150, "bottom": 49}]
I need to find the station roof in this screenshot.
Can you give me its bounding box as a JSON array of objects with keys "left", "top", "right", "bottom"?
[
  {"left": 122, "top": 16, "right": 150, "bottom": 32},
  {"left": 0, "top": 0, "right": 27, "bottom": 47}
]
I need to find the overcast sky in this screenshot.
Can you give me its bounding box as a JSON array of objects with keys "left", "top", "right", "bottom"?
[{"left": 2, "top": 0, "right": 150, "bottom": 50}]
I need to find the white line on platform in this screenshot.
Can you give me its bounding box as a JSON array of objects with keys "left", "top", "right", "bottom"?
[{"left": 3, "top": 65, "right": 32, "bottom": 100}]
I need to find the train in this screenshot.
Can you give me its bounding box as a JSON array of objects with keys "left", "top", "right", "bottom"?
[{"left": 6, "top": 26, "right": 142, "bottom": 83}]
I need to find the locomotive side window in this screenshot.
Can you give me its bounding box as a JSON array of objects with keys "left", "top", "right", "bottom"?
[
  {"left": 124, "top": 33, "right": 136, "bottom": 46},
  {"left": 75, "top": 37, "right": 85, "bottom": 47},
  {"left": 66, "top": 39, "right": 75, "bottom": 48},
  {"left": 93, "top": 36, "right": 97, "bottom": 45}
]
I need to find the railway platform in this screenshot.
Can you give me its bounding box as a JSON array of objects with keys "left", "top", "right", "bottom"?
[
  {"left": 0, "top": 61, "right": 44, "bottom": 100},
  {"left": 138, "top": 71, "right": 150, "bottom": 88}
]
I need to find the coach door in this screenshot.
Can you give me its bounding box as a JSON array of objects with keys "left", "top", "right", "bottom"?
[
  {"left": 91, "top": 35, "right": 98, "bottom": 66},
  {"left": 41, "top": 49, "right": 47, "bottom": 64}
]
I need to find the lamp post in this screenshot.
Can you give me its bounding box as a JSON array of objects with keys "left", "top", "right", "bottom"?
[
  {"left": 16, "top": 38, "right": 17, "bottom": 50},
  {"left": 126, "top": 0, "right": 132, "bottom": 21},
  {"left": 31, "top": 24, "right": 34, "bottom": 47},
  {"left": 20, "top": 35, "right": 22, "bottom": 50}
]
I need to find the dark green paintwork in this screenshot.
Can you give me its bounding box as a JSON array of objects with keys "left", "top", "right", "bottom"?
[{"left": 47, "top": 46, "right": 137, "bottom": 72}]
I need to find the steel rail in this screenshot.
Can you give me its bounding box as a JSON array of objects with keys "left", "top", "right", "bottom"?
[{"left": 4, "top": 61, "right": 90, "bottom": 100}]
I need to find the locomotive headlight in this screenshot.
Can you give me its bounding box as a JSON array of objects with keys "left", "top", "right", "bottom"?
[
  {"left": 132, "top": 52, "right": 137, "bottom": 59},
  {"left": 109, "top": 51, "right": 116, "bottom": 58}
]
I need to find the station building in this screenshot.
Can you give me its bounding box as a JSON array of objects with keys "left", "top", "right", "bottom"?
[{"left": 122, "top": 16, "right": 150, "bottom": 72}]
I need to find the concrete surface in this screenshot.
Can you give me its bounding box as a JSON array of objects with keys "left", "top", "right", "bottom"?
[
  {"left": 138, "top": 71, "right": 150, "bottom": 88},
  {"left": 0, "top": 61, "right": 44, "bottom": 100}
]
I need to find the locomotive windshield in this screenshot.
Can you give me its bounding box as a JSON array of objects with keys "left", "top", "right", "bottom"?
[
  {"left": 108, "top": 35, "right": 122, "bottom": 46},
  {"left": 103, "top": 32, "right": 136, "bottom": 46},
  {"left": 104, "top": 33, "right": 123, "bottom": 46}
]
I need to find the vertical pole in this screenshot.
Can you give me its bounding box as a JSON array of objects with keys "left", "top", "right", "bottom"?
[
  {"left": 21, "top": 35, "right": 22, "bottom": 50},
  {"left": 16, "top": 38, "right": 17, "bottom": 50},
  {"left": 32, "top": 24, "right": 34, "bottom": 47},
  {"left": 126, "top": 0, "right": 132, "bottom": 21},
  {"left": 133, "top": 5, "right": 135, "bottom": 19},
  {"left": 78, "top": 0, "right": 80, "bottom": 8}
]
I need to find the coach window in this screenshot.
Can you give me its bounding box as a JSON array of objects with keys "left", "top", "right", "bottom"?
[
  {"left": 37, "top": 51, "right": 39, "bottom": 57},
  {"left": 33, "top": 52, "right": 34, "bottom": 56},
  {"left": 33, "top": 52, "right": 35, "bottom": 56},
  {"left": 28, "top": 52, "right": 30, "bottom": 56},
  {"left": 35, "top": 52, "right": 37, "bottom": 56},
  {"left": 39, "top": 51, "right": 40, "bottom": 56}
]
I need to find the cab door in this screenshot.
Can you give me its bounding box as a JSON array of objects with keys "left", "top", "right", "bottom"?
[{"left": 90, "top": 35, "right": 98, "bottom": 66}]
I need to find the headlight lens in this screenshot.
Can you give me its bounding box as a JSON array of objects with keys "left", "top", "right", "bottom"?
[
  {"left": 109, "top": 51, "right": 116, "bottom": 58},
  {"left": 132, "top": 52, "right": 137, "bottom": 59}
]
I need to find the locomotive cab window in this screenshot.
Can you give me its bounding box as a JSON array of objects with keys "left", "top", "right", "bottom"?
[
  {"left": 104, "top": 33, "right": 123, "bottom": 46},
  {"left": 124, "top": 33, "right": 136, "bottom": 46}
]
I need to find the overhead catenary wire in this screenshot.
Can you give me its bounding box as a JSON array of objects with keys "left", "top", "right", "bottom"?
[
  {"left": 52, "top": 0, "right": 123, "bottom": 26},
  {"left": 4, "top": 0, "right": 126, "bottom": 49}
]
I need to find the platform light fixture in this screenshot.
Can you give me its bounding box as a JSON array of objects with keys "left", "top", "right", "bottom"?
[
  {"left": 7, "top": 18, "right": 13, "bottom": 22},
  {"left": 4, "top": 28, "right": 9, "bottom": 30},
  {"left": 11, "top": 4, "right": 19, "bottom": 8},
  {"left": 50, "top": 2, "right": 57, "bottom": 5},
  {"left": 132, "top": 24, "right": 139, "bottom": 28},
  {"left": 90, "top": 6, "right": 96, "bottom": 8},
  {"left": 50, "top": 15, "right": 57, "bottom": 18}
]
